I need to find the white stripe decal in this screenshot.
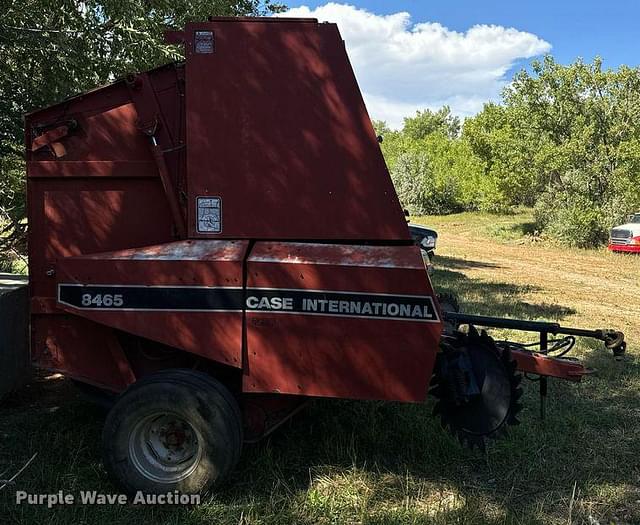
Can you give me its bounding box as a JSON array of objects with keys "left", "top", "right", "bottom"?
[{"left": 57, "top": 284, "right": 440, "bottom": 323}]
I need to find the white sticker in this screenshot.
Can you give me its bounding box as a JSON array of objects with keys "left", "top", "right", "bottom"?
[{"left": 197, "top": 197, "right": 222, "bottom": 233}]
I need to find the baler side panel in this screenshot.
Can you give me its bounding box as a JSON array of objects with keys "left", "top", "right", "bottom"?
[
  {"left": 184, "top": 20, "right": 409, "bottom": 240},
  {"left": 51, "top": 241, "right": 249, "bottom": 371},
  {"left": 244, "top": 243, "right": 441, "bottom": 402},
  {"left": 26, "top": 64, "right": 186, "bottom": 299},
  {"left": 28, "top": 177, "right": 175, "bottom": 300}
]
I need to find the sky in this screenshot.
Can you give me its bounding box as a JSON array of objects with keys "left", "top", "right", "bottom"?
[{"left": 279, "top": 1, "right": 640, "bottom": 127}]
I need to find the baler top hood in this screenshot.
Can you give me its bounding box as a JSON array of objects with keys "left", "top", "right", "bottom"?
[{"left": 26, "top": 17, "right": 410, "bottom": 243}]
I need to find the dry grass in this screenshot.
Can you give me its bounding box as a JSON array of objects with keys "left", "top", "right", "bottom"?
[
  {"left": 1, "top": 210, "right": 639, "bottom": 524},
  {"left": 419, "top": 210, "right": 640, "bottom": 347}
]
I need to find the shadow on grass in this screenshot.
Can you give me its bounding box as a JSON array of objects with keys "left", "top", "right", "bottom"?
[
  {"left": 486, "top": 221, "right": 538, "bottom": 241},
  {"left": 432, "top": 262, "right": 576, "bottom": 321},
  {"left": 518, "top": 221, "right": 538, "bottom": 236},
  {"left": 11, "top": 371, "right": 636, "bottom": 525},
  {"left": 501, "top": 221, "right": 537, "bottom": 237},
  {"left": 434, "top": 255, "right": 501, "bottom": 271}
]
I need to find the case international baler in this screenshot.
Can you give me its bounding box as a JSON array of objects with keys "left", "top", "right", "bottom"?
[{"left": 13, "top": 18, "right": 626, "bottom": 495}]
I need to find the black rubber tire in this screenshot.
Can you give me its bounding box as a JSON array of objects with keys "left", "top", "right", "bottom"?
[
  {"left": 102, "top": 369, "right": 242, "bottom": 495},
  {"left": 142, "top": 369, "right": 243, "bottom": 468}
]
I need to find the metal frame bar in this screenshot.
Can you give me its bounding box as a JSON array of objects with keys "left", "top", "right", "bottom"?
[{"left": 445, "top": 312, "right": 610, "bottom": 340}]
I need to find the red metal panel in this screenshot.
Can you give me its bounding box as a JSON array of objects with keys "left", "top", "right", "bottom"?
[
  {"left": 184, "top": 19, "right": 409, "bottom": 240},
  {"left": 27, "top": 177, "right": 175, "bottom": 300},
  {"left": 31, "top": 314, "right": 134, "bottom": 391},
  {"left": 25, "top": 63, "right": 195, "bottom": 391},
  {"left": 27, "top": 161, "right": 158, "bottom": 178},
  {"left": 244, "top": 242, "right": 441, "bottom": 402},
  {"left": 53, "top": 240, "right": 248, "bottom": 369},
  {"left": 25, "top": 63, "right": 185, "bottom": 301},
  {"left": 511, "top": 349, "right": 588, "bottom": 382}
]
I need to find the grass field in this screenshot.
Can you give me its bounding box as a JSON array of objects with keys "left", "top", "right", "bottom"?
[{"left": 1, "top": 210, "right": 639, "bottom": 524}]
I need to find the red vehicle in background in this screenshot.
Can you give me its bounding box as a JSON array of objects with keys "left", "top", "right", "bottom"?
[{"left": 609, "top": 213, "right": 640, "bottom": 253}]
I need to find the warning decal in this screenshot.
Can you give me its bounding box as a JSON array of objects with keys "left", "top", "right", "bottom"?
[
  {"left": 197, "top": 196, "right": 222, "bottom": 233},
  {"left": 194, "top": 31, "right": 214, "bottom": 54}
]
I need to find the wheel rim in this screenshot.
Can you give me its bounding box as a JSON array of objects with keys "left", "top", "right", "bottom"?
[{"left": 129, "top": 412, "right": 202, "bottom": 484}]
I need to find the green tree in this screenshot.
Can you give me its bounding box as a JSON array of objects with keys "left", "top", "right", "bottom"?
[
  {"left": 403, "top": 106, "right": 460, "bottom": 140},
  {"left": 464, "top": 56, "right": 640, "bottom": 245},
  {"left": 0, "top": 0, "right": 284, "bottom": 260},
  {"left": 376, "top": 109, "right": 484, "bottom": 216},
  {"left": 463, "top": 102, "right": 543, "bottom": 210}
]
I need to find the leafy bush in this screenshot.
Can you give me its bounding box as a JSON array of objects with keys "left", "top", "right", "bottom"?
[
  {"left": 387, "top": 133, "right": 484, "bottom": 215},
  {"left": 390, "top": 152, "right": 432, "bottom": 215},
  {"left": 535, "top": 191, "right": 607, "bottom": 248}
]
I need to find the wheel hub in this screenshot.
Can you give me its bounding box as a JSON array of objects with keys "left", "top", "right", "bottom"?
[{"left": 129, "top": 413, "right": 202, "bottom": 483}]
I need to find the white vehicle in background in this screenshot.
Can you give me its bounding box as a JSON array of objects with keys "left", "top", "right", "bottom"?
[{"left": 609, "top": 213, "right": 640, "bottom": 253}]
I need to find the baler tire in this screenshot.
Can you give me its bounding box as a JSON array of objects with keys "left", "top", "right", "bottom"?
[
  {"left": 102, "top": 370, "right": 242, "bottom": 496},
  {"left": 120, "top": 369, "right": 243, "bottom": 467},
  {"left": 136, "top": 369, "right": 243, "bottom": 468}
]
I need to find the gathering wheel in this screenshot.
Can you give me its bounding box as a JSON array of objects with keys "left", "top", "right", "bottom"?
[{"left": 430, "top": 326, "right": 523, "bottom": 449}]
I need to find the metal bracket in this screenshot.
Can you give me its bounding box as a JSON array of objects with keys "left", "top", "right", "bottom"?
[{"left": 125, "top": 72, "right": 187, "bottom": 239}]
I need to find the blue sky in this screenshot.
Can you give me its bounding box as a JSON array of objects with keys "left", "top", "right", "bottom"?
[{"left": 281, "top": 1, "right": 640, "bottom": 126}]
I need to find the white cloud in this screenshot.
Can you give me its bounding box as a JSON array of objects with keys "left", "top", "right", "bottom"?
[{"left": 278, "top": 3, "right": 551, "bottom": 127}]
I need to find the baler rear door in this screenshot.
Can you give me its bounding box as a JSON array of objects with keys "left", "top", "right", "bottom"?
[{"left": 183, "top": 19, "right": 410, "bottom": 241}]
